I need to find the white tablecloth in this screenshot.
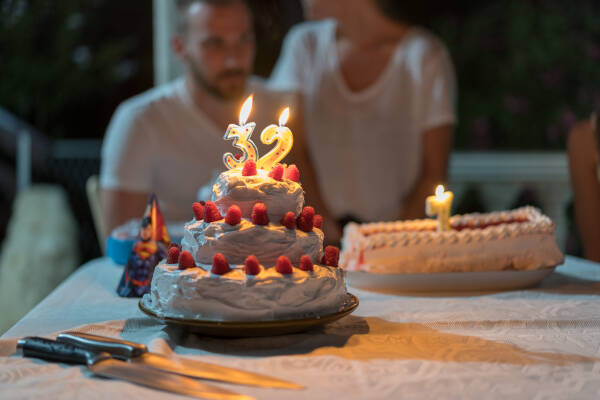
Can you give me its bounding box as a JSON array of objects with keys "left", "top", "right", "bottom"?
[{"left": 1, "top": 256, "right": 600, "bottom": 399}]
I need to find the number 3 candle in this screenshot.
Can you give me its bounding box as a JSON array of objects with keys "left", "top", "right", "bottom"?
[
  {"left": 426, "top": 185, "right": 454, "bottom": 232},
  {"left": 223, "top": 95, "right": 259, "bottom": 170},
  {"left": 256, "top": 107, "right": 293, "bottom": 171}
]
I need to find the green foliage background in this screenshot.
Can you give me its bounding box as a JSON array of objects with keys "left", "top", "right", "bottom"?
[
  {"left": 0, "top": 0, "right": 153, "bottom": 139},
  {"left": 434, "top": 0, "right": 600, "bottom": 150}
]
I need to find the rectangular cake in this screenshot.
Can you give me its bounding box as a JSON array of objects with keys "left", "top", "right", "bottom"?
[{"left": 340, "top": 207, "right": 565, "bottom": 274}]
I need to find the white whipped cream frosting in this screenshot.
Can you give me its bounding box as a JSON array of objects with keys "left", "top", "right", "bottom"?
[
  {"left": 144, "top": 263, "right": 347, "bottom": 321},
  {"left": 212, "top": 168, "right": 304, "bottom": 221},
  {"left": 182, "top": 218, "right": 324, "bottom": 266}
]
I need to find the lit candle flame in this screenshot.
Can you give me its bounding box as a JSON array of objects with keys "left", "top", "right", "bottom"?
[
  {"left": 279, "top": 107, "right": 290, "bottom": 126},
  {"left": 435, "top": 184, "right": 445, "bottom": 199},
  {"left": 239, "top": 94, "right": 253, "bottom": 125}
]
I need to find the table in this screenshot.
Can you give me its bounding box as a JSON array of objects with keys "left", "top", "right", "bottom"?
[{"left": 2, "top": 256, "right": 600, "bottom": 399}]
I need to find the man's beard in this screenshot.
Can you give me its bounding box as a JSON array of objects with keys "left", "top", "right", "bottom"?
[{"left": 187, "top": 58, "right": 247, "bottom": 101}]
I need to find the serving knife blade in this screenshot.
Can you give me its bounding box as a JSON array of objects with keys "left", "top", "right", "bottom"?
[
  {"left": 57, "top": 331, "right": 303, "bottom": 390},
  {"left": 17, "top": 337, "right": 253, "bottom": 400}
]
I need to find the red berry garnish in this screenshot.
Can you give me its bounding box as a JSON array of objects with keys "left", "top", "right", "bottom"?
[
  {"left": 167, "top": 246, "right": 180, "bottom": 264},
  {"left": 203, "top": 201, "right": 222, "bottom": 223},
  {"left": 299, "top": 255, "right": 314, "bottom": 271},
  {"left": 244, "top": 255, "right": 260, "bottom": 275},
  {"left": 251, "top": 202, "right": 269, "bottom": 225},
  {"left": 192, "top": 202, "right": 204, "bottom": 221},
  {"left": 211, "top": 253, "right": 230, "bottom": 275},
  {"left": 314, "top": 214, "right": 323, "bottom": 229},
  {"left": 178, "top": 250, "right": 195, "bottom": 270},
  {"left": 242, "top": 160, "right": 257, "bottom": 176},
  {"left": 225, "top": 205, "right": 242, "bottom": 226},
  {"left": 296, "top": 206, "right": 315, "bottom": 232},
  {"left": 283, "top": 164, "right": 300, "bottom": 182},
  {"left": 268, "top": 164, "right": 284, "bottom": 181},
  {"left": 168, "top": 242, "right": 179, "bottom": 249},
  {"left": 321, "top": 246, "right": 340, "bottom": 267},
  {"left": 234, "top": 153, "right": 242, "bottom": 160},
  {"left": 281, "top": 211, "right": 296, "bottom": 229},
  {"left": 275, "top": 256, "right": 293, "bottom": 274}
]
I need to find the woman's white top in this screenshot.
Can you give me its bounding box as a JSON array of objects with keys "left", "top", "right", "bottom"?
[{"left": 269, "top": 19, "right": 457, "bottom": 222}]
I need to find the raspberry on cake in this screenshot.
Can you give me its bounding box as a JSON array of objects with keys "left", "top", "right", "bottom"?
[
  {"left": 281, "top": 211, "right": 296, "bottom": 229},
  {"left": 268, "top": 164, "right": 284, "bottom": 181},
  {"left": 225, "top": 205, "right": 242, "bottom": 226},
  {"left": 244, "top": 255, "right": 261, "bottom": 275},
  {"left": 192, "top": 202, "right": 204, "bottom": 221},
  {"left": 297, "top": 206, "right": 315, "bottom": 232},
  {"left": 242, "top": 160, "right": 257, "bottom": 176},
  {"left": 204, "top": 201, "right": 222, "bottom": 222},
  {"left": 322, "top": 246, "right": 340, "bottom": 267},
  {"left": 299, "top": 255, "right": 314, "bottom": 271},
  {"left": 166, "top": 246, "right": 179, "bottom": 264},
  {"left": 211, "top": 253, "right": 230, "bottom": 275},
  {"left": 276, "top": 256, "right": 293, "bottom": 274},
  {"left": 314, "top": 214, "right": 323, "bottom": 229},
  {"left": 251, "top": 202, "right": 269, "bottom": 225},
  {"left": 283, "top": 164, "right": 300, "bottom": 182},
  {"left": 178, "top": 250, "right": 195, "bottom": 270}
]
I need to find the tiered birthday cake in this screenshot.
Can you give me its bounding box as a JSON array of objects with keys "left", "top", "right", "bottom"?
[
  {"left": 144, "top": 160, "right": 347, "bottom": 321},
  {"left": 340, "top": 206, "right": 564, "bottom": 274}
]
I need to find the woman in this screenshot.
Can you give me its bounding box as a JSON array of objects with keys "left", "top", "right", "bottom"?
[{"left": 270, "top": 0, "right": 456, "bottom": 234}]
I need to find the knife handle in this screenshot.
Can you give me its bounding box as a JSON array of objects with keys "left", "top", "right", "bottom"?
[
  {"left": 18, "top": 337, "right": 99, "bottom": 365},
  {"left": 57, "top": 332, "right": 147, "bottom": 359}
]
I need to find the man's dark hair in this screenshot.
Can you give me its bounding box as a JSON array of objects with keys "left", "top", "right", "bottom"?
[
  {"left": 375, "top": 0, "right": 453, "bottom": 26},
  {"left": 175, "top": 0, "right": 250, "bottom": 34}
]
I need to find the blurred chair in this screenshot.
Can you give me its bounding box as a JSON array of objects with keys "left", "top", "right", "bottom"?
[
  {"left": 86, "top": 174, "right": 105, "bottom": 254},
  {"left": 0, "top": 185, "right": 79, "bottom": 334}
]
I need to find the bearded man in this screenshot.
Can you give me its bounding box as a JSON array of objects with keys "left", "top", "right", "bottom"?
[{"left": 100, "top": 0, "right": 298, "bottom": 236}]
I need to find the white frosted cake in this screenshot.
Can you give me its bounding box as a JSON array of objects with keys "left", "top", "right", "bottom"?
[
  {"left": 340, "top": 207, "right": 564, "bottom": 274},
  {"left": 143, "top": 162, "right": 347, "bottom": 321}
]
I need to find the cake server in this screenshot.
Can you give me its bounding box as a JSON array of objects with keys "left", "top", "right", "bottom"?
[
  {"left": 17, "top": 337, "right": 253, "bottom": 400},
  {"left": 57, "top": 331, "right": 303, "bottom": 390}
]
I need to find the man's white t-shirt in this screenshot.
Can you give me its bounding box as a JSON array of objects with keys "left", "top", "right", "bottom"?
[
  {"left": 269, "top": 20, "right": 457, "bottom": 222},
  {"left": 100, "top": 77, "right": 291, "bottom": 221}
]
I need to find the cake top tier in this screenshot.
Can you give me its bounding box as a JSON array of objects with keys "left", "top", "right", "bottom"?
[
  {"left": 212, "top": 163, "right": 304, "bottom": 221},
  {"left": 344, "top": 207, "right": 556, "bottom": 248}
]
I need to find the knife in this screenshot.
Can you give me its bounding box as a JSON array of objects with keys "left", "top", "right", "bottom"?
[
  {"left": 56, "top": 331, "right": 303, "bottom": 390},
  {"left": 17, "top": 337, "right": 253, "bottom": 400}
]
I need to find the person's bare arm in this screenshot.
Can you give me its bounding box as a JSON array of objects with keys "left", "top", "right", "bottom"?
[
  {"left": 568, "top": 120, "right": 600, "bottom": 262},
  {"left": 286, "top": 96, "right": 342, "bottom": 244},
  {"left": 100, "top": 188, "right": 149, "bottom": 240},
  {"left": 400, "top": 124, "right": 453, "bottom": 220}
]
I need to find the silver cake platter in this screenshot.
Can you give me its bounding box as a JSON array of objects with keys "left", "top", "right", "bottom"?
[
  {"left": 346, "top": 266, "right": 557, "bottom": 294},
  {"left": 139, "top": 293, "right": 359, "bottom": 337}
]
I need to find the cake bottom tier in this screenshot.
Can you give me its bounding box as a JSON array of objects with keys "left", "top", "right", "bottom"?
[{"left": 145, "top": 263, "right": 347, "bottom": 321}]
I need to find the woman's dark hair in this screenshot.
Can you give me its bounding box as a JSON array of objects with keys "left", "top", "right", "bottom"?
[{"left": 374, "top": 0, "right": 455, "bottom": 26}]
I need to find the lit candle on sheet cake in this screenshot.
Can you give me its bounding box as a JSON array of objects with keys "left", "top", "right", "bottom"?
[
  {"left": 426, "top": 184, "right": 454, "bottom": 232},
  {"left": 256, "top": 107, "right": 293, "bottom": 171},
  {"left": 223, "top": 94, "right": 259, "bottom": 170}
]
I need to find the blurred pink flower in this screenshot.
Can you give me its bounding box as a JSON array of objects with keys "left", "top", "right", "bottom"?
[
  {"left": 586, "top": 43, "right": 600, "bottom": 60},
  {"left": 470, "top": 117, "right": 493, "bottom": 149},
  {"left": 504, "top": 95, "right": 529, "bottom": 114},
  {"left": 541, "top": 68, "right": 564, "bottom": 89}
]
